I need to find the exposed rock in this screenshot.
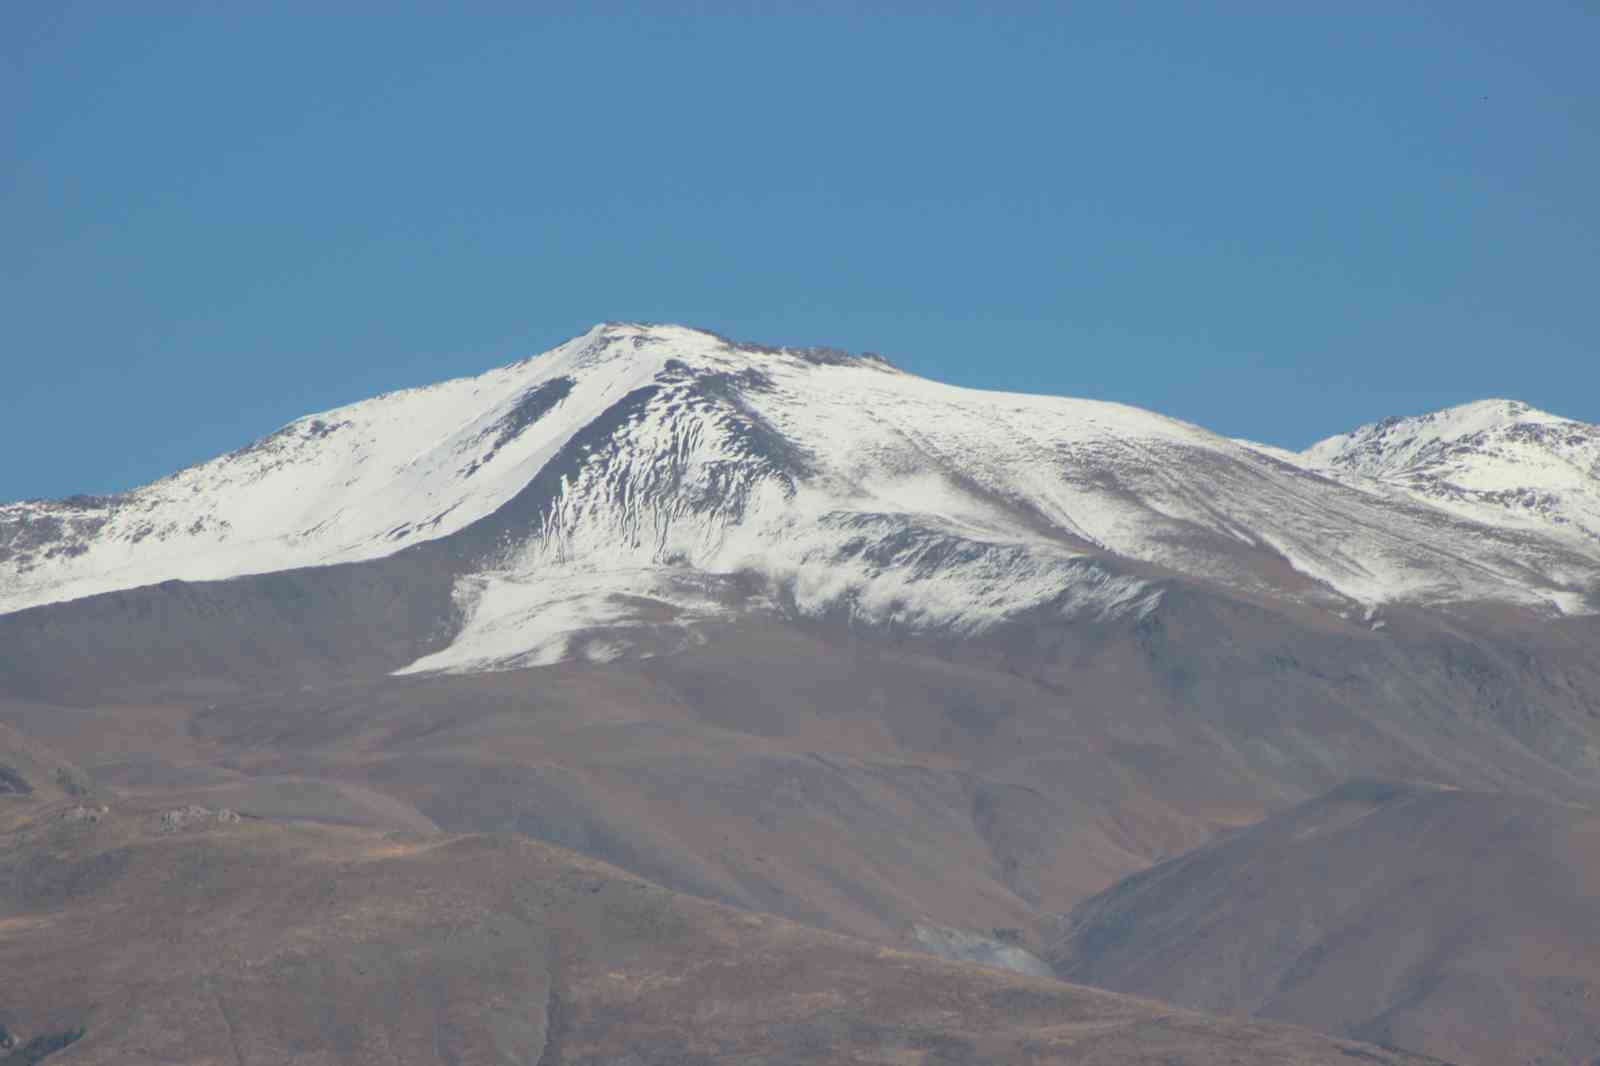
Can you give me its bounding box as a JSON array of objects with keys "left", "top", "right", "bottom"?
[
  {"left": 156, "top": 806, "right": 241, "bottom": 833},
  {"left": 51, "top": 769, "right": 87, "bottom": 798},
  {"left": 0, "top": 764, "right": 29, "bottom": 796},
  {"left": 912, "top": 922, "right": 1055, "bottom": 978},
  {"left": 1, "top": 1027, "right": 84, "bottom": 1065}
]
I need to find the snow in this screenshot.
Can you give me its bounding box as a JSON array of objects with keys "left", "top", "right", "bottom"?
[
  {"left": 6, "top": 324, "right": 1599, "bottom": 676},
  {"left": 1282, "top": 400, "right": 1600, "bottom": 547},
  {"left": 394, "top": 329, "right": 1598, "bottom": 673},
  {"left": 395, "top": 568, "right": 738, "bottom": 675},
  {"left": 0, "top": 325, "right": 671, "bottom": 614},
  {"left": 1302, "top": 399, "right": 1568, "bottom": 471}
]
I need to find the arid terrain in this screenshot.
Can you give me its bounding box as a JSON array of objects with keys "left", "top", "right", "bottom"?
[
  {"left": 0, "top": 732, "right": 1442, "bottom": 1065},
  {"left": 1051, "top": 779, "right": 1600, "bottom": 1066}
]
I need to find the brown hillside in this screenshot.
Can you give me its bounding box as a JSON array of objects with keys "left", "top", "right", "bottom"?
[
  {"left": 0, "top": 790, "right": 1441, "bottom": 1065},
  {"left": 1049, "top": 780, "right": 1600, "bottom": 1065}
]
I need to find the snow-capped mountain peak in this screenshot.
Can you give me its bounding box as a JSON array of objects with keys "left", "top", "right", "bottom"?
[
  {"left": 0, "top": 324, "right": 888, "bottom": 614},
  {"left": 4, "top": 325, "right": 1599, "bottom": 675},
  {"left": 1295, "top": 399, "right": 1600, "bottom": 544},
  {"left": 1304, "top": 399, "right": 1572, "bottom": 472}
]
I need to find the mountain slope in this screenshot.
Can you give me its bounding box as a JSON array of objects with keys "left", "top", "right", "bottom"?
[
  {"left": 0, "top": 794, "right": 1441, "bottom": 1066},
  {"left": 5, "top": 324, "right": 1598, "bottom": 678},
  {"left": 0, "top": 329, "right": 651, "bottom": 613},
  {"left": 1047, "top": 779, "right": 1600, "bottom": 1066}
]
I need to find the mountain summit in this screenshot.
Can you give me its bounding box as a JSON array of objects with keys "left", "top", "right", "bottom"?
[
  {"left": 3, "top": 324, "right": 1598, "bottom": 674},
  {"left": 1295, "top": 399, "right": 1600, "bottom": 543}
]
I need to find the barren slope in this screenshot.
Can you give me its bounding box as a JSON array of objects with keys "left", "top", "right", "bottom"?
[
  {"left": 0, "top": 786, "right": 1441, "bottom": 1066},
  {"left": 1049, "top": 780, "right": 1600, "bottom": 1066},
  {"left": 4, "top": 590, "right": 1599, "bottom": 956}
]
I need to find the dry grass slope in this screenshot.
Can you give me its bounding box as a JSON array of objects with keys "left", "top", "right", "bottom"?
[
  {"left": 1050, "top": 780, "right": 1600, "bottom": 1066},
  {"left": 0, "top": 778, "right": 1442, "bottom": 1066}
]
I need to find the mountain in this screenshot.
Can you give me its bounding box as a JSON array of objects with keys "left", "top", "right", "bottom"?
[
  {"left": 1048, "top": 779, "right": 1600, "bottom": 1066},
  {"left": 1286, "top": 399, "right": 1600, "bottom": 546},
  {"left": 3, "top": 323, "right": 1600, "bottom": 1064},
  {"left": 4, "top": 325, "right": 1598, "bottom": 673}
]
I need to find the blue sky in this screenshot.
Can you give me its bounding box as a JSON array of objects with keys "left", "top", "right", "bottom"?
[{"left": 3, "top": 2, "right": 1596, "bottom": 500}]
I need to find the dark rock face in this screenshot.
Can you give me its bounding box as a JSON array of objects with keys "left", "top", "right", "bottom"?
[
  {"left": 0, "top": 765, "right": 29, "bottom": 795},
  {"left": 459, "top": 375, "right": 575, "bottom": 479},
  {"left": 0, "top": 501, "right": 112, "bottom": 572},
  {"left": 1, "top": 1027, "right": 84, "bottom": 1065}
]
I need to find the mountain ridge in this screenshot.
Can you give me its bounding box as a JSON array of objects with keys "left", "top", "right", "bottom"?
[{"left": 4, "top": 323, "right": 1598, "bottom": 677}]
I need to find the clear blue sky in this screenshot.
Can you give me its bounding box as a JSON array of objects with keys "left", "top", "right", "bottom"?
[{"left": 4, "top": 2, "right": 1596, "bottom": 501}]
